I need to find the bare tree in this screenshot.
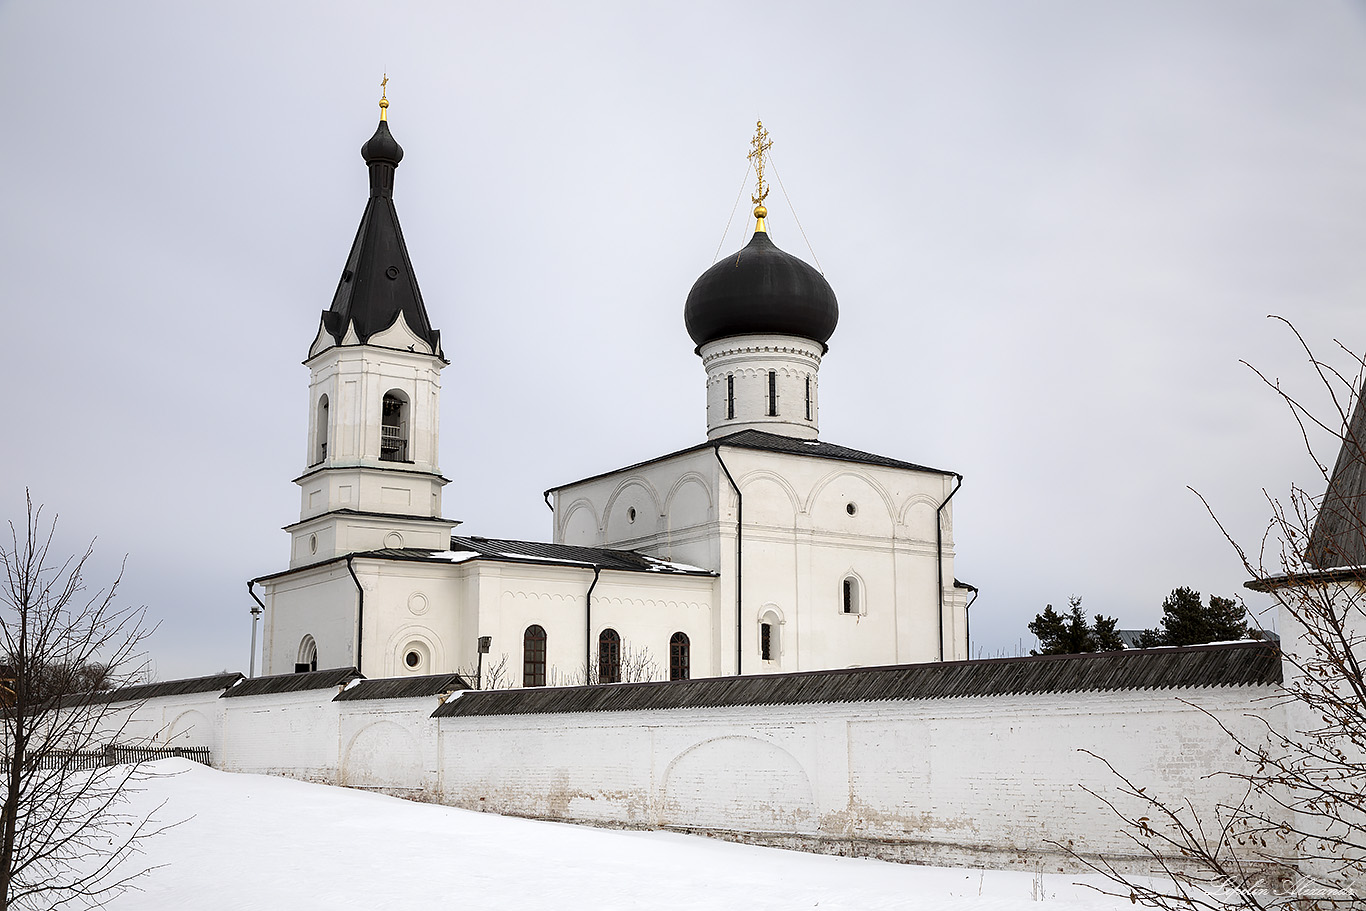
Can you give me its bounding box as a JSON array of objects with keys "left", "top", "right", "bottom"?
[
  {"left": 0, "top": 493, "right": 160, "bottom": 910},
  {"left": 1075, "top": 319, "right": 1366, "bottom": 909},
  {"left": 458, "top": 652, "right": 513, "bottom": 691},
  {"left": 576, "top": 642, "right": 661, "bottom": 686}
]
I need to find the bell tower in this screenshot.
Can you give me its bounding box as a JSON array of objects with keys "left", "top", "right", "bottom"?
[{"left": 288, "top": 84, "right": 455, "bottom": 567}]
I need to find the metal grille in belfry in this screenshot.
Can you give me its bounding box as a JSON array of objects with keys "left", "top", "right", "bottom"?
[{"left": 380, "top": 423, "right": 407, "bottom": 461}]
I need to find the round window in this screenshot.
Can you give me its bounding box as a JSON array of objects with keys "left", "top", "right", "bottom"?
[
  {"left": 628, "top": 507, "right": 637, "bottom": 523},
  {"left": 846, "top": 502, "right": 858, "bottom": 516},
  {"left": 405, "top": 650, "right": 421, "bottom": 669},
  {"left": 309, "top": 534, "right": 317, "bottom": 554}
]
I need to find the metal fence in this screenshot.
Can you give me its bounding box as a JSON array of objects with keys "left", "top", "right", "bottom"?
[{"left": 32, "top": 745, "right": 212, "bottom": 772}]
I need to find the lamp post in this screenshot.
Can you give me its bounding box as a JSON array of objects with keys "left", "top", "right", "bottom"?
[
  {"left": 248, "top": 604, "right": 263, "bottom": 678},
  {"left": 476, "top": 636, "right": 492, "bottom": 689}
]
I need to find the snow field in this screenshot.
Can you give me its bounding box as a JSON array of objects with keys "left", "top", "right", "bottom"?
[{"left": 97, "top": 759, "right": 1144, "bottom": 911}]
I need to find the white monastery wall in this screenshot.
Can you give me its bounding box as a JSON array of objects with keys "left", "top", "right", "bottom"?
[
  {"left": 109, "top": 690, "right": 227, "bottom": 753},
  {"left": 336, "top": 695, "right": 446, "bottom": 794},
  {"left": 217, "top": 689, "right": 345, "bottom": 782},
  {"left": 93, "top": 675, "right": 1280, "bottom": 871},
  {"left": 433, "top": 685, "right": 1277, "bottom": 871}
]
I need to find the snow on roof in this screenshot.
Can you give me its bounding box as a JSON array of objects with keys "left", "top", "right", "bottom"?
[{"left": 360, "top": 537, "right": 715, "bottom": 577}]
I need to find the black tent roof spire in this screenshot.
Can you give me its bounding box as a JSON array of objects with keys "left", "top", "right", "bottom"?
[{"left": 318, "top": 80, "right": 442, "bottom": 359}]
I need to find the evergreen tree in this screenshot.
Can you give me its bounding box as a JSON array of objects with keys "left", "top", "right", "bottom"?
[
  {"left": 1028, "top": 596, "right": 1123, "bottom": 655},
  {"left": 1133, "top": 628, "right": 1164, "bottom": 649},
  {"left": 1091, "top": 614, "right": 1126, "bottom": 652},
  {"left": 1141, "top": 587, "right": 1247, "bottom": 647}
]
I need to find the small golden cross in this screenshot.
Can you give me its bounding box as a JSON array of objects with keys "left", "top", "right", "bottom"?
[
  {"left": 748, "top": 120, "right": 773, "bottom": 207},
  {"left": 379, "top": 73, "right": 390, "bottom": 120}
]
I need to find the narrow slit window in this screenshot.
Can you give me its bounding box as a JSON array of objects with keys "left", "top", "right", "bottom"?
[
  {"left": 726, "top": 374, "right": 735, "bottom": 420},
  {"left": 760, "top": 622, "right": 773, "bottom": 661},
  {"left": 316, "top": 395, "right": 330, "bottom": 464},
  {"left": 805, "top": 376, "right": 811, "bottom": 421},
  {"left": 843, "top": 577, "right": 860, "bottom": 615},
  {"left": 767, "top": 370, "right": 778, "bottom": 416}
]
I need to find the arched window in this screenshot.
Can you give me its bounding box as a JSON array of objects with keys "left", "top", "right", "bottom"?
[
  {"left": 669, "top": 632, "right": 690, "bottom": 681},
  {"left": 843, "top": 576, "right": 862, "bottom": 615},
  {"left": 316, "top": 395, "right": 329, "bottom": 464},
  {"left": 726, "top": 374, "right": 735, "bottom": 420},
  {"left": 523, "top": 624, "right": 547, "bottom": 687},
  {"left": 380, "top": 391, "right": 409, "bottom": 462},
  {"left": 767, "top": 370, "right": 778, "bottom": 416},
  {"left": 758, "top": 607, "right": 784, "bottom": 663},
  {"left": 598, "top": 629, "right": 621, "bottom": 684},
  {"left": 296, "top": 635, "right": 318, "bottom": 674}
]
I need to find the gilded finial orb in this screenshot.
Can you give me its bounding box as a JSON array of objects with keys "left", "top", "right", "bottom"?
[{"left": 754, "top": 205, "right": 767, "bottom": 218}]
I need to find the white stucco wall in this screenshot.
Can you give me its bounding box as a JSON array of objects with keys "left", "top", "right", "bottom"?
[
  {"left": 337, "top": 695, "right": 447, "bottom": 794},
  {"left": 433, "top": 685, "right": 1282, "bottom": 872},
  {"left": 260, "top": 561, "right": 361, "bottom": 676},
  {"left": 551, "top": 441, "right": 966, "bottom": 672},
  {"left": 95, "top": 673, "right": 1286, "bottom": 872}
]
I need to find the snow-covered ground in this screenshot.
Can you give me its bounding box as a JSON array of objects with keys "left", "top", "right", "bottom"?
[{"left": 94, "top": 759, "right": 1142, "bottom": 910}]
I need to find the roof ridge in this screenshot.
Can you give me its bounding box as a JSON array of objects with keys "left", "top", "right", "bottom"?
[{"left": 435, "top": 641, "right": 1281, "bottom": 718}]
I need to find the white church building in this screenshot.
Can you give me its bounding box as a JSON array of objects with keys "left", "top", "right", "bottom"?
[
  {"left": 86, "top": 99, "right": 1313, "bottom": 879},
  {"left": 252, "top": 106, "right": 975, "bottom": 685}
]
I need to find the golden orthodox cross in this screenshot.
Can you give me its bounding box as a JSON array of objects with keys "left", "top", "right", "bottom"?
[{"left": 748, "top": 120, "right": 773, "bottom": 207}]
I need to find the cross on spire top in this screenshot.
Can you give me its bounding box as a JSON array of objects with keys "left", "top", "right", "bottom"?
[{"left": 748, "top": 120, "right": 773, "bottom": 214}]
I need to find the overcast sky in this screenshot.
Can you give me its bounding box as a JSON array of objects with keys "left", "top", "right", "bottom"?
[{"left": 3, "top": 1, "right": 1366, "bottom": 680}]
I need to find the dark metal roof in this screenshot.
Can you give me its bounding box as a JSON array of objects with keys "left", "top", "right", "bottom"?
[
  {"left": 282, "top": 508, "right": 458, "bottom": 533},
  {"left": 347, "top": 537, "right": 714, "bottom": 576},
  {"left": 720, "top": 430, "right": 955, "bottom": 475},
  {"left": 548, "top": 429, "right": 954, "bottom": 493},
  {"left": 1307, "top": 389, "right": 1366, "bottom": 569},
  {"left": 221, "top": 667, "right": 361, "bottom": 698},
  {"left": 334, "top": 673, "right": 470, "bottom": 701},
  {"left": 434, "top": 641, "right": 1281, "bottom": 718},
  {"left": 317, "top": 117, "right": 443, "bottom": 359},
  {"left": 685, "top": 229, "right": 839, "bottom": 350},
  {"left": 105, "top": 672, "right": 244, "bottom": 704}
]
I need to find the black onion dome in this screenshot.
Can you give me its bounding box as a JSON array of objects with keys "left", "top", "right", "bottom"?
[
  {"left": 685, "top": 231, "right": 839, "bottom": 351},
  {"left": 361, "top": 120, "right": 404, "bottom": 165}
]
